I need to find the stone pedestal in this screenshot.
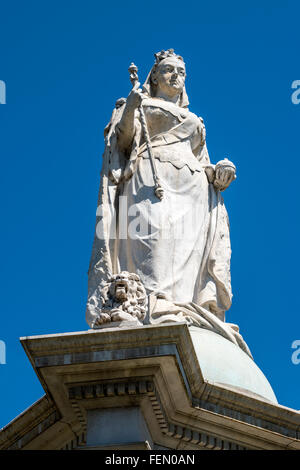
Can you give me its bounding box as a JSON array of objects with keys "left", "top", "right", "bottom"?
[{"left": 0, "top": 323, "right": 299, "bottom": 450}]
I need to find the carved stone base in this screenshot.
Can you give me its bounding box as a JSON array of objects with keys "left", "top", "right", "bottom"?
[
  {"left": 1, "top": 324, "right": 299, "bottom": 450},
  {"left": 90, "top": 319, "right": 143, "bottom": 330}
]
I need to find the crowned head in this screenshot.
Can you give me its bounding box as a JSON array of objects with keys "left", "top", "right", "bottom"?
[
  {"left": 154, "top": 49, "right": 185, "bottom": 65},
  {"left": 143, "top": 49, "right": 188, "bottom": 107}
]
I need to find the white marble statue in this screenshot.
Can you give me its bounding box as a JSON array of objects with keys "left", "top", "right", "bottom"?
[{"left": 86, "top": 49, "right": 251, "bottom": 357}]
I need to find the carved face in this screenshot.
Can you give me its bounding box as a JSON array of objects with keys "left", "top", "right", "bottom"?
[
  {"left": 113, "top": 274, "right": 129, "bottom": 301},
  {"left": 152, "top": 57, "right": 186, "bottom": 98}
]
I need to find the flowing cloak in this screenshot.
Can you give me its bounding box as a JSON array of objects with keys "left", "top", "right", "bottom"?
[{"left": 86, "top": 97, "right": 252, "bottom": 358}]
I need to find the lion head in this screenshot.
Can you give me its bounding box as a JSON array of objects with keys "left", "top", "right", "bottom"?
[{"left": 100, "top": 271, "right": 148, "bottom": 323}]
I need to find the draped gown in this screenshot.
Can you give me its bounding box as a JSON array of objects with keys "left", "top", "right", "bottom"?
[{"left": 86, "top": 97, "right": 232, "bottom": 325}]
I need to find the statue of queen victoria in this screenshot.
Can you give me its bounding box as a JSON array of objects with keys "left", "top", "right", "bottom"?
[{"left": 86, "top": 49, "right": 251, "bottom": 357}]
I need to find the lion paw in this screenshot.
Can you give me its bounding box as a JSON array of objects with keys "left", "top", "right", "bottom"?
[
  {"left": 110, "top": 309, "right": 135, "bottom": 322},
  {"left": 93, "top": 312, "right": 111, "bottom": 326}
]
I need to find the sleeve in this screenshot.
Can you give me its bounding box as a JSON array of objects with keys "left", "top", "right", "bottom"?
[{"left": 192, "top": 116, "right": 210, "bottom": 164}]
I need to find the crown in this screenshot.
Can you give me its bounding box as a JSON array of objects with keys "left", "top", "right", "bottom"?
[{"left": 154, "top": 49, "right": 184, "bottom": 64}]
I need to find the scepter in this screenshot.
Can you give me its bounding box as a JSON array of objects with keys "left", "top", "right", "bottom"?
[{"left": 128, "top": 62, "right": 164, "bottom": 200}]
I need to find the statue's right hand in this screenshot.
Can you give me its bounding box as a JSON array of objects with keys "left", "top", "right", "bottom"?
[
  {"left": 126, "top": 81, "right": 145, "bottom": 110},
  {"left": 123, "top": 159, "right": 136, "bottom": 181}
]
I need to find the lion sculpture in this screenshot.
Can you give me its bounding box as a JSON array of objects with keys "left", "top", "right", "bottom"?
[{"left": 93, "top": 271, "right": 148, "bottom": 327}]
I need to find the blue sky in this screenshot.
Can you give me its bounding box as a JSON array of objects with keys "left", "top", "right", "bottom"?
[{"left": 0, "top": 0, "right": 299, "bottom": 428}]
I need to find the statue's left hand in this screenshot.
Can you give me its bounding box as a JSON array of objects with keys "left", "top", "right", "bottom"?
[{"left": 214, "top": 159, "right": 236, "bottom": 191}]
